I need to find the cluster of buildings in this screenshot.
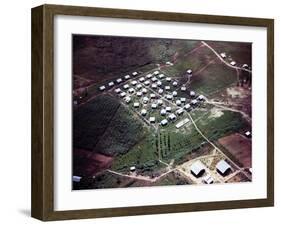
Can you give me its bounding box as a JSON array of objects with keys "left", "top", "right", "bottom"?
[
  {"left": 190, "top": 159, "right": 232, "bottom": 184},
  {"left": 105, "top": 69, "right": 205, "bottom": 128}
]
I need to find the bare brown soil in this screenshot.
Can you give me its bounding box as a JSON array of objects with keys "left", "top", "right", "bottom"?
[{"left": 218, "top": 133, "right": 252, "bottom": 168}]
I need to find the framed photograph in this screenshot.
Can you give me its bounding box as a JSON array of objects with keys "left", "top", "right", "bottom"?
[{"left": 31, "top": 4, "right": 274, "bottom": 221}]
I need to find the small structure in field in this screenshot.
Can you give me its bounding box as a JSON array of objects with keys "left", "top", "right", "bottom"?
[
  {"left": 150, "top": 93, "right": 156, "bottom": 99},
  {"left": 176, "top": 108, "right": 184, "bottom": 115},
  {"left": 203, "top": 174, "right": 214, "bottom": 184},
  {"left": 187, "top": 69, "right": 193, "bottom": 75},
  {"left": 99, "top": 85, "right": 106, "bottom": 91},
  {"left": 157, "top": 81, "right": 162, "bottom": 86},
  {"left": 132, "top": 71, "right": 138, "bottom": 76},
  {"left": 133, "top": 102, "right": 140, "bottom": 108},
  {"left": 141, "top": 109, "right": 147, "bottom": 116},
  {"left": 108, "top": 81, "right": 114, "bottom": 87},
  {"left": 116, "top": 78, "right": 123, "bottom": 83},
  {"left": 142, "top": 88, "right": 148, "bottom": 94},
  {"left": 136, "top": 84, "right": 142, "bottom": 90},
  {"left": 216, "top": 160, "right": 231, "bottom": 176},
  {"left": 124, "top": 75, "right": 130, "bottom": 80},
  {"left": 161, "top": 119, "right": 168, "bottom": 126},
  {"left": 72, "top": 176, "right": 82, "bottom": 183},
  {"left": 115, "top": 88, "right": 121, "bottom": 93},
  {"left": 157, "top": 99, "right": 163, "bottom": 105},
  {"left": 123, "top": 84, "right": 129, "bottom": 89},
  {"left": 136, "top": 91, "right": 142, "bottom": 97},
  {"left": 130, "top": 166, "right": 136, "bottom": 171},
  {"left": 198, "top": 95, "right": 205, "bottom": 101},
  {"left": 181, "top": 86, "right": 187, "bottom": 92},
  {"left": 220, "top": 52, "right": 226, "bottom": 58},
  {"left": 172, "top": 81, "right": 178, "bottom": 87},
  {"left": 160, "top": 109, "right": 167, "bottom": 116},
  {"left": 172, "top": 91, "right": 178, "bottom": 97},
  {"left": 153, "top": 70, "right": 159, "bottom": 75},
  {"left": 166, "top": 94, "right": 173, "bottom": 100},
  {"left": 175, "top": 118, "right": 190, "bottom": 129},
  {"left": 149, "top": 117, "right": 156, "bottom": 123},
  {"left": 242, "top": 64, "right": 249, "bottom": 69},
  {"left": 245, "top": 131, "right": 251, "bottom": 138},
  {"left": 190, "top": 160, "right": 206, "bottom": 177},
  {"left": 180, "top": 97, "right": 186, "bottom": 103},
  {"left": 230, "top": 61, "right": 236, "bottom": 66},
  {"left": 191, "top": 99, "right": 198, "bottom": 105},
  {"left": 190, "top": 90, "right": 196, "bottom": 97}
]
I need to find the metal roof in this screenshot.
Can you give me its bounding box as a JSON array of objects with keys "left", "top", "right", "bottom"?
[
  {"left": 190, "top": 160, "right": 206, "bottom": 176},
  {"left": 216, "top": 160, "right": 231, "bottom": 174}
]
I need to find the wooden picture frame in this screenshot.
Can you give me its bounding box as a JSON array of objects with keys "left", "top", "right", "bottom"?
[{"left": 31, "top": 4, "right": 274, "bottom": 221}]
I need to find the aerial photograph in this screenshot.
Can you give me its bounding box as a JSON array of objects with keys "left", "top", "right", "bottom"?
[{"left": 72, "top": 35, "right": 252, "bottom": 190}]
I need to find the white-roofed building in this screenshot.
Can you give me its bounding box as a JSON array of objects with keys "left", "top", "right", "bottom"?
[
  {"left": 151, "top": 103, "right": 157, "bottom": 109},
  {"left": 180, "top": 97, "right": 186, "bottom": 103},
  {"left": 168, "top": 113, "right": 177, "bottom": 121},
  {"left": 124, "top": 75, "right": 130, "bottom": 80},
  {"left": 143, "top": 97, "right": 149, "bottom": 104},
  {"left": 120, "top": 92, "right": 126, "bottom": 98},
  {"left": 115, "top": 88, "right": 121, "bottom": 93},
  {"left": 216, "top": 160, "right": 231, "bottom": 176},
  {"left": 136, "top": 84, "right": 142, "bottom": 89},
  {"left": 245, "top": 131, "right": 251, "bottom": 138},
  {"left": 166, "top": 77, "right": 171, "bottom": 82},
  {"left": 172, "top": 91, "right": 177, "bottom": 97},
  {"left": 220, "top": 52, "right": 226, "bottom": 58},
  {"left": 161, "top": 119, "right": 168, "bottom": 126},
  {"left": 124, "top": 96, "right": 131, "bottom": 103},
  {"left": 99, "top": 85, "right": 106, "bottom": 91},
  {"left": 123, "top": 84, "right": 129, "bottom": 89},
  {"left": 139, "top": 77, "right": 145, "bottom": 82},
  {"left": 133, "top": 102, "right": 140, "bottom": 108},
  {"left": 198, "top": 95, "right": 205, "bottom": 101},
  {"left": 166, "top": 106, "right": 172, "bottom": 112},
  {"left": 157, "top": 81, "right": 162, "bottom": 86},
  {"left": 176, "top": 108, "right": 184, "bottom": 115},
  {"left": 157, "top": 99, "right": 163, "bottom": 105},
  {"left": 151, "top": 77, "right": 157, "bottom": 82},
  {"left": 150, "top": 93, "right": 156, "bottom": 99},
  {"left": 153, "top": 70, "right": 159, "bottom": 75},
  {"left": 242, "top": 64, "right": 249, "bottom": 69},
  {"left": 176, "top": 100, "right": 181, "bottom": 106},
  {"left": 187, "top": 69, "right": 192, "bottom": 74},
  {"left": 203, "top": 174, "right": 214, "bottom": 184},
  {"left": 130, "top": 166, "right": 136, "bottom": 171},
  {"left": 190, "top": 160, "right": 205, "bottom": 177},
  {"left": 108, "top": 81, "right": 114, "bottom": 87},
  {"left": 191, "top": 99, "right": 198, "bottom": 105},
  {"left": 190, "top": 91, "right": 196, "bottom": 97},
  {"left": 158, "top": 88, "right": 164, "bottom": 94},
  {"left": 181, "top": 86, "right": 187, "bottom": 92},
  {"left": 184, "top": 103, "right": 191, "bottom": 111},
  {"left": 136, "top": 91, "right": 142, "bottom": 97},
  {"left": 116, "top": 78, "right": 123, "bottom": 83},
  {"left": 160, "top": 109, "right": 167, "bottom": 116},
  {"left": 131, "top": 80, "right": 137, "bottom": 86},
  {"left": 146, "top": 73, "right": 152, "bottom": 79},
  {"left": 141, "top": 109, "right": 147, "bottom": 116},
  {"left": 151, "top": 83, "right": 157, "bottom": 89},
  {"left": 175, "top": 118, "right": 190, "bottom": 129},
  {"left": 72, "top": 176, "right": 82, "bottom": 183},
  {"left": 165, "top": 86, "right": 171, "bottom": 91},
  {"left": 172, "top": 81, "right": 178, "bottom": 86},
  {"left": 166, "top": 94, "right": 173, "bottom": 100},
  {"left": 128, "top": 88, "right": 135, "bottom": 94},
  {"left": 149, "top": 117, "right": 156, "bottom": 123},
  {"left": 158, "top": 74, "right": 165, "bottom": 79},
  {"left": 142, "top": 88, "right": 148, "bottom": 94},
  {"left": 132, "top": 71, "right": 138, "bottom": 76},
  {"left": 144, "top": 80, "right": 150, "bottom": 86}
]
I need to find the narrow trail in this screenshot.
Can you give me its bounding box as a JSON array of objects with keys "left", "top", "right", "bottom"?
[{"left": 201, "top": 41, "right": 252, "bottom": 73}]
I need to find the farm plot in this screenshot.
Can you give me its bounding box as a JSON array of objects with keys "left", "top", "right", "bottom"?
[{"left": 218, "top": 133, "right": 252, "bottom": 168}]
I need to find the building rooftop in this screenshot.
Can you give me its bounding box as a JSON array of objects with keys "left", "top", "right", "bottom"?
[
  {"left": 190, "top": 160, "right": 206, "bottom": 176},
  {"left": 216, "top": 160, "right": 231, "bottom": 174}
]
